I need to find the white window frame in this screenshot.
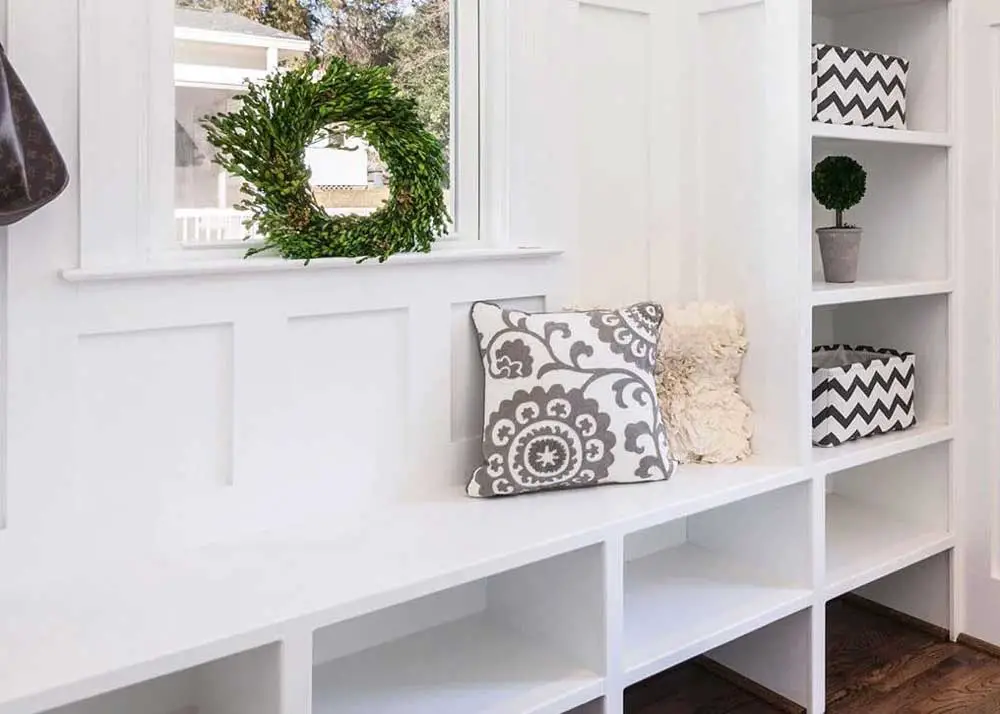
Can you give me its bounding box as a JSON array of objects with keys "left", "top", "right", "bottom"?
[{"left": 77, "top": 0, "right": 496, "bottom": 270}]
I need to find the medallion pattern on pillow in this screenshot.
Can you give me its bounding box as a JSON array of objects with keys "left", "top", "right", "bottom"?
[
  {"left": 589, "top": 302, "right": 661, "bottom": 373},
  {"left": 469, "top": 301, "right": 677, "bottom": 498}
]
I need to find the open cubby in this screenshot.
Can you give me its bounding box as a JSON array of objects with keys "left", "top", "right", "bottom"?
[
  {"left": 812, "top": 0, "right": 950, "bottom": 135},
  {"left": 622, "top": 483, "right": 813, "bottom": 687},
  {"left": 826, "top": 558, "right": 952, "bottom": 711},
  {"left": 813, "top": 294, "right": 950, "bottom": 429},
  {"left": 811, "top": 140, "right": 949, "bottom": 287},
  {"left": 825, "top": 442, "right": 952, "bottom": 599},
  {"left": 311, "top": 546, "right": 605, "bottom": 714},
  {"left": 623, "top": 610, "right": 814, "bottom": 712},
  {"left": 705, "top": 608, "right": 815, "bottom": 709},
  {"left": 42, "top": 644, "right": 281, "bottom": 714},
  {"left": 852, "top": 550, "right": 952, "bottom": 631}
]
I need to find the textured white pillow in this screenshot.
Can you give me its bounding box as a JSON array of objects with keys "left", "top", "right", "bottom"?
[
  {"left": 655, "top": 302, "right": 753, "bottom": 464},
  {"left": 468, "top": 301, "right": 677, "bottom": 498}
]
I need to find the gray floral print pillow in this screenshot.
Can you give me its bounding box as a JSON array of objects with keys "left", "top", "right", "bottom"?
[{"left": 468, "top": 301, "right": 677, "bottom": 498}]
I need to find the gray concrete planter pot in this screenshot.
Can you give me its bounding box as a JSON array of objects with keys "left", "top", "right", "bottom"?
[{"left": 817, "top": 227, "right": 862, "bottom": 283}]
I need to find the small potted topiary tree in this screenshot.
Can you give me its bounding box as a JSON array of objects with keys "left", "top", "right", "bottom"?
[{"left": 813, "top": 155, "right": 868, "bottom": 283}]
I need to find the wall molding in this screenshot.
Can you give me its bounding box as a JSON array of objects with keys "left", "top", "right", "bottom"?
[
  {"left": 578, "top": 0, "right": 653, "bottom": 16},
  {"left": 61, "top": 247, "right": 563, "bottom": 283},
  {"left": 698, "top": 0, "right": 764, "bottom": 16}
]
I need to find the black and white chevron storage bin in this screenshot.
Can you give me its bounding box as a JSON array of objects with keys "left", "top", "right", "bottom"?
[
  {"left": 812, "top": 345, "right": 916, "bottom": 448},
  {"left": 812, "top": 43, "right": 909, "bottom": 130}
]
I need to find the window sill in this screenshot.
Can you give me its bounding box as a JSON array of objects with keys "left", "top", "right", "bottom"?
[{"left": 60, "top": 245, "right": 563, "bottom": 283}]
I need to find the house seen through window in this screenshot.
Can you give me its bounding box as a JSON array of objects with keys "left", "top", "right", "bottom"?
[{"left": 173, "top": 0, "right": 460, "bottom": 249}]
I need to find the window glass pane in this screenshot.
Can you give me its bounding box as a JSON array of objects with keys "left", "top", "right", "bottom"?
[
  {"left": 175, "top": 86, "right": 252, "bottom": 246},
  {"left": 385, "top": 0, "right": 453, "bottom": 218},
  {"left": 173, "top": 0, "right": 457, "bottom": 249}
]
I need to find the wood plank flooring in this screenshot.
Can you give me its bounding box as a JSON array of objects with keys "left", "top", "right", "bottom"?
[{"left": 626, "top": 599, "right": 1000, "bottom": 713}]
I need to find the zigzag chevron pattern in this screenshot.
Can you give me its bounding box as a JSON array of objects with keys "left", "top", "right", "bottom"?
[
  {"left": 811, "top": 363, "right": 914, "bottom": 402},
  {"left": 812, "top": 345, "right": 916, "bottom": 447},
  {"left": 812, "top": 43, "right": 909, "bottom": 130}
]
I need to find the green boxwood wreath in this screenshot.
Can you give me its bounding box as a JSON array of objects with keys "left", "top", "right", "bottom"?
[{"left": 203, "top": 56, "right": 450, "bottom": 262}]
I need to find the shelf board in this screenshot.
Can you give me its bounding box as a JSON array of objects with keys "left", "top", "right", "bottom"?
[
  {"left": 812, "top": 422, "right": 954, "bottom": 474},
  {"left": 622, "top": 543, "right": 812, "bottom": 686},
  {"left": 826, "top": 494, "right": 953, "bottom": 599},
  {"left": 312, "top": 614, "right": 602, "bottom": 714},
  {"left": 811, "top": 279, "right": 953, "bottom": 306},
  {"left": 812, "top": 122, "right": 952, "bottom": 148}
]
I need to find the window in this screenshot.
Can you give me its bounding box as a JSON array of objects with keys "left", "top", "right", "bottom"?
[
  {"left": 77, "top": 0, "right": 492, "bottom": 269},
  {"left": 170, "top": 0, "right": 480, "bottom": 252}
]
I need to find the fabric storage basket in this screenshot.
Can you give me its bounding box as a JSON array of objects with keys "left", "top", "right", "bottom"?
[
  {"left": 812, "top": 43, "right": 909, "bottom": 130},
  {"left": 812, "top": 345, "right": 916, "bottom": 447}
]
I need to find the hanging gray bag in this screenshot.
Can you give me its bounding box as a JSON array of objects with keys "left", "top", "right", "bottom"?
[{"left": 0, "top": 42, "right": 68, "bottom": 226}]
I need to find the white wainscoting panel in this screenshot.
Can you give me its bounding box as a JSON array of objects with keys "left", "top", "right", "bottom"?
[
  {"left": 67, "top": 324, "right": 234, "bottom": 554},
  {"left": 505, "top": 0, "right": 578, "bottom": 273},
  {"left": 278, "top": 309, "right": 408, "bottom": 503},
  {"left": 577, "top": 3, "right": 652, "bottom": 307},
  {"left": 571, "top": 0, "right": 701, "bottom": 310},
  {"left": 0, "top": 255, "right": 563, "bottom": 580},
  {"left": 695, "top": 2, "right": 766, "bottom": 305}
]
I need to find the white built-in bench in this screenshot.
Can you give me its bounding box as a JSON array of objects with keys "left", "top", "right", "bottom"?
[{"left": 0, "top": 461, "right": 817, "bottom": 714}]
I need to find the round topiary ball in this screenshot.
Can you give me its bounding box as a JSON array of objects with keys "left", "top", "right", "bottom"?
[{"left": 812, "top": 155, "right": 867, "bottom": 227}]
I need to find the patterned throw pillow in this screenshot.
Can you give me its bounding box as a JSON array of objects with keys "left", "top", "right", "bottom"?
[{"left": 468, "top": 301, "right": 678, "bottom": 498}]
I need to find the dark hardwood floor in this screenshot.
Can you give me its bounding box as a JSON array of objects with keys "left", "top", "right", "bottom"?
[{"left": 626, "top": 598, "right": 1000, "bottom": 714}]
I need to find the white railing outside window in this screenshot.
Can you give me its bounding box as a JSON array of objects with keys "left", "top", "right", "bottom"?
[
  {"left": 175, "top": 206, "right": 380, "bottom": 249},
  {"left": 175, "top": 208, "right": 260, "bottom": 248}
]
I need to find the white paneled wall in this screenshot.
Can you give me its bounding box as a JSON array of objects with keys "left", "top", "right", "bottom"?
[
  {"left": 2, "top": 0, "right": 82, "bottom": 565},
  {"left": 0, "top": 0, "right": 727, "bottom": 581},
  {"left": 0, "top": 0, "right": 599, "bottom": 583},
  {"left": 573, "top": 0, "right": 686, "bottom": 308},
  {"left": 577, "top": 1, "right": 653, "bottom": 306},
  {"left": 696, "top": 2, "right": 766, "bottom": 304},
  {"left": 0, "top": 258, "right": 563, "bottom": 579},
  {"left": 568, "top": 0, "right": 808, "bottom": 466}
]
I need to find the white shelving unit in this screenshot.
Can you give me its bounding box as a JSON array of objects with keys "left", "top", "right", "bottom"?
[
  {"left": 810, "top": 2, "right": 958, "bottom": 707},
  {"left": 0, "top": 1, "right": 963, "bottom": 713},
  {"left": 1, "top": 465, "right": 824, "bottom": 714}
]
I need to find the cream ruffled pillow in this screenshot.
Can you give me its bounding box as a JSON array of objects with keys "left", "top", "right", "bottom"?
[{"left": 655, "top": 303, "right": 753, "bottom": 464}]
